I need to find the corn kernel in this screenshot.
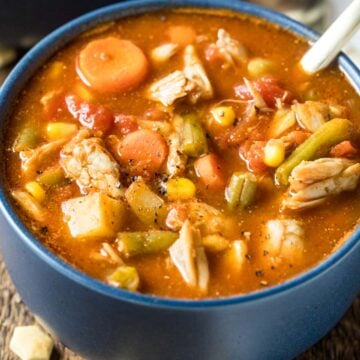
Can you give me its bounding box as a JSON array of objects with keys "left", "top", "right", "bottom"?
[
  {"left": 25, "top": 181, "right": 46, "bottom": 203},
  {"left": 247, "top": 57, "right": 275, "bottom": 78},
  {"left": 75, "top": 82, "right": 94, "bottom": 101},
  {"left": 264, "top": 139, "right": 285, "bottom": 167},
  {"left": 47, "top": 61, "right": 64, "bottom": 80},
  {"left": 211, "top": 106, "right": 236, "bottom": 127},
  {"left": 166, "top": 177, "right": 196, "bottom": 201},
  {"left": 46, "top": 122, "right": 77, "bottom": 141}
]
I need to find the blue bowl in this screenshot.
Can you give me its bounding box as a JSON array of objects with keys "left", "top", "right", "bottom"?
[{"left": 1, "top": 1, "right": 359, "bottom": 359}]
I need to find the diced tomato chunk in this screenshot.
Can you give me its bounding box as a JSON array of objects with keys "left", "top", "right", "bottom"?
[
  {"left": 65, "top": 95, "right": 114, "bottom": 133},
  {"left": 114, "top": 114, "right": 139, "bottom": 136},
  {"left": 204, "top": 44, "right": 224, "bottom": 64},
  {"left": 239, "top": 141, "right": 268, "bottom": 174},
  {"left": 234, "top": 77, "right": 294, "bottom": 107},
  {"left": 330, "top": 140, "right": 358, "bottom": 158}
]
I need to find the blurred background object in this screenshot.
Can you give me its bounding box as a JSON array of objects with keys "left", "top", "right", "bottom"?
[
  {"left": 251, "top": 0, "right": 330, "bottom": 31},
  {"left": 0, "top": 0, "right": 359, "bottom": 76}
]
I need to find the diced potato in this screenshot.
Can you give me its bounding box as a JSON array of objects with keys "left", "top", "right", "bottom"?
[
  {"left": 125, "top": 177, "right": 166, "bottom": 225},
  {"left": 202, "top": 234, "right": 230, "bottom": 252},
  {"left": 222, "top": 240, "right": 248, "bottom": 273},
  {"left": 46, "top": 122, "right": 78, "bottom": 141},
  {"left": 10, "top": 325, "right": 53, "bottom": 360},
  {"left": 25, "top": 181, "right": 46, "bottom": 203},
  {"left": 107, "top": 265, "right": 140, "bottom": 291},
  {"left": 62, "top": 192, "right": 125, "bottom": 239}
]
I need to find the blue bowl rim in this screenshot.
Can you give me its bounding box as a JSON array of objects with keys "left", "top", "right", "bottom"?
[{"left": 0, "top": 0, "right": 359, "bottom": 309}]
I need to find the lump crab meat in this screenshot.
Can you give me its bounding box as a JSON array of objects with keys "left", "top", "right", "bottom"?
[
  {"left": 169, "top": 219, "right": 209, "bottom": 292},
  {"left": 60, "top": 129, "right": 123, "bottom": 199},
  {"left": 282, "top": 158, "right": 360, "bottom": 210},
  {"left": 19, "top": 138, "right": 68, "bottom": 177},
  {"left": 183, "top": 44, "right": 213, "bottom": 103},
  {"left": 210, "top": 28, "right": 248, "bottom": 66},
  {"left": 263, "top": 219, "right": 304, "bottom": 264},
  {"left": 292, "top": 101, "right": 345, "bottom": 133},
  {"left": 148, "top": 45, "right": 213, "bottom": 106}
]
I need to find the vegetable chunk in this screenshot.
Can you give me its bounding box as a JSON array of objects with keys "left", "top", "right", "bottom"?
[
  {"left": 181, "top": 113, "right": 208, "bottom": 157},
  {"left": 194, "top": 154, "right": 225, "bottom": 190},
  {"left": 117, "top": 231, "right": 178, "bottom": 257},
  {"left": 119, "top": 129, "right": 168, "bottom": 178},
  {"left": 77, "top": 37, "right": 148, "bottom": 93},
  {"left": 125, "top": 177, "right": 166, "bottom": 225},
  {"left": 62, "top": 192, "right": 125, "bottom": 238},
  {"left": 275, "top": 118, "right": 352, "bottom": 186},
  {"left": 107, "top": 266, "right": 140, "bottom": 291},
  {"left": 10, "top": 325, "right": 53, "bottom": 360}
]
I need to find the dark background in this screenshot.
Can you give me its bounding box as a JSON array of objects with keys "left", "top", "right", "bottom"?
[{"left": 0, "top": 0, "right": 118, "bottom": 47}]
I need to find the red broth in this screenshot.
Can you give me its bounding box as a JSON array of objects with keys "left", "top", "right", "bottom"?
[{"left": 3, "top": 10, "right": 360, "bottom": 299}]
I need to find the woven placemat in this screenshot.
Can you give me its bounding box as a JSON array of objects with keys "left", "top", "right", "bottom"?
[{"left": 1, "top": 255, "right": 359, "bottom": 360}]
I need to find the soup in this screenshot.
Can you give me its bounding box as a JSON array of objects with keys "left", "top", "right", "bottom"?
[{"left": 3, "top": 10, "right": 360, "bottom": 299}]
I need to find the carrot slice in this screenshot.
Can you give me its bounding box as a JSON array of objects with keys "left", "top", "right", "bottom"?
[
  {"left": 77, "top": 37, "right": 148, "bottom": 93},
  {"left": 194, "top": 154, "right": 225, "bottom": 190},
  {"left": 167, "top": 25, "right": 196, "bottom": 47},
  {"left": 119, "top": 129, "right": 168, "bottom": 177}
]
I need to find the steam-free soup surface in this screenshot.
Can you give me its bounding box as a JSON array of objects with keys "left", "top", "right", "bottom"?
[{"left": 4, "top": 10, "right": 360, "bottom": 299}]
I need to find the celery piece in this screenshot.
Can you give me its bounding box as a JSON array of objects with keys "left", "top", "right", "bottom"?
[
  {"left": 117, "top": 231, "right": 178, "bottom": 257},
  {"left": 275, "top": 118, "right": 352, "bottom": 186},
  {"left": 13, "top": 127, "right": 41, "bottom": 152},
  {"left": 107, "top": 266, "right": 140, "bottom": 291},
  {"left": 225, "top": 172, "right": 257, "bottom": 210},
  {"left": 181, "top": 113, "right": 207, "bottom": 157},
  {"left": 125, "top": 177, "right": 167, "bottom": 225},
  {"left": 36, "top": 167, "right": 65, "bottom": 187}
]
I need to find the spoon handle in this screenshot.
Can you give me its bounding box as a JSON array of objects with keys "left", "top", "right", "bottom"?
[{"left": 300, "top": 0, "right": 360, "bottom": 74}]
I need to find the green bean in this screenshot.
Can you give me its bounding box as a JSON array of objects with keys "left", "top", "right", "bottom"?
[
  {"left": 13, "top": 127, "right": 41, "bottom": 152},
  {"left": 36, "top": 167, "right": 65, "bottom": 187},
  {"left": 181, "top": 113, "right": 207, "bottom": 157},
  {"left": 125, "top": 177, "right": 167, "bottom": 225},
  {"left": 107, "top": 266, "right": 139, "bottom": 291},
  {"left": 117, "top": 231, "right": 178, "bottom": 257},
  {"left": 275, "top": 118, "right": 352, "bottom": 186},
  {"left": 225, "top": 172, "right": 257, "bottom": 210}
]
